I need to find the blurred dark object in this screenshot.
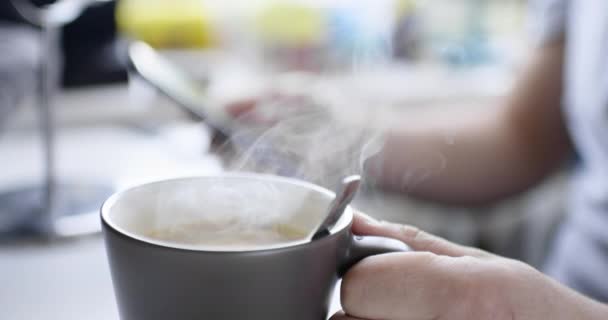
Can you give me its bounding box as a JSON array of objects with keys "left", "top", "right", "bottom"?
[
  {"left": 0, "top": 23, "right": 40, "bottom": 131},
  {"left": 0, "top": 0, "right": 127, "bottom": 87},
  {"left": 62, "top": 0, "right": 127, "bottom": 87},
  {"left": 392, "top": 7, "right": 422, "bottom": 60}
]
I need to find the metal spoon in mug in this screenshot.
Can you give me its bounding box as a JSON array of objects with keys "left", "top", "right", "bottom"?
[{"left": 310, "top": 175, "right": 362, "bottom": 240}]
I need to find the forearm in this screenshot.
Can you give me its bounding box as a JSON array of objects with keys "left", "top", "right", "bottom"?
[
  {"left": 506, "top": 264, "right": 608, "bottom": 320},
  {"left": 366, "top": 115, "right": 539, "bottom": 204},
  {"left": 366, "top": 41, "right": 570, "bottom": 205}
]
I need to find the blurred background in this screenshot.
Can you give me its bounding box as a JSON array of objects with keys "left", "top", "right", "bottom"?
[{"left": 0, "top": 1, "right": 568, "bottom": 319}]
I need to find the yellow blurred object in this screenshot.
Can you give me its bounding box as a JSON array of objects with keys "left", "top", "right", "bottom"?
[
  {"left": 116, "top": 0, "right": 216, "bottom": 48},
  {"left": 396, "top": 0, "right": 418, "bottom": 17},
  {"left": 255, "top": 2, "right": 325, "bottom": 46}
]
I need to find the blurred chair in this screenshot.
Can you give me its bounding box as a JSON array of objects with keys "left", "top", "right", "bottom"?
[
  {"left": 0, "top": 23, "right": 39, "bottom": 132},
  {"left": 0, "top": 0, "right": 114, "bottom": 238},
  {"left": 0, "top": 23, "right": 42, "bottom": 233}
]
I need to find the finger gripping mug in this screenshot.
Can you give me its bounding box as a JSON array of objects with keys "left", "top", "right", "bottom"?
[{"left": 101, "top": 174, "right": 410, "bottom": 320}]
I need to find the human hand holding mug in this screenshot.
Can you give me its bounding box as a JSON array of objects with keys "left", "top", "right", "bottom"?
[{"left": 331, "top": 214, "right": 608, "bottom": 320}]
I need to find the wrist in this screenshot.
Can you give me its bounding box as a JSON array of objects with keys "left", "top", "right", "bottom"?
[
  {"left": 544, "top": 277, "right": 608, "bottom": 320},
  {"left": 501, "top": 260, "right": 608, "bottom": 320}
]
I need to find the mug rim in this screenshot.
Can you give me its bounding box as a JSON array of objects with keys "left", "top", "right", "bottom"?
[{"left": 100, "top": 173, "right": 354, "bottom": 253}]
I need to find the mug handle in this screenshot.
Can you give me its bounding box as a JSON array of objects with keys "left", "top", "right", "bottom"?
[{"left": 339, "top": 234, "right": 411, "bottom": 276}]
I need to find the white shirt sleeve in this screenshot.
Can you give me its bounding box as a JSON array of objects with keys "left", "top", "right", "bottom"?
[{"left": 529, "top": 0, "right": 568, "bottom": 45}]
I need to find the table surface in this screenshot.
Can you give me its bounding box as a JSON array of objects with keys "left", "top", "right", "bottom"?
[
  {"left": 1, "top": 236, "right": 118, "bottom": 320},
  {"left": 0, "top": 234, "right": 343, "bottom": 320}
]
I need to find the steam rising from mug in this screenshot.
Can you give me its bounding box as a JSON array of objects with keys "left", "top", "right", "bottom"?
[
  {"left": 224, "top": 93, "right": 386, "bottom": 189},
  {"left": 199, "top": 88, "right": 386, "bottom": 240},
  {"left": 149, "top": 14, "right": 448, "bottom": 241}
]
